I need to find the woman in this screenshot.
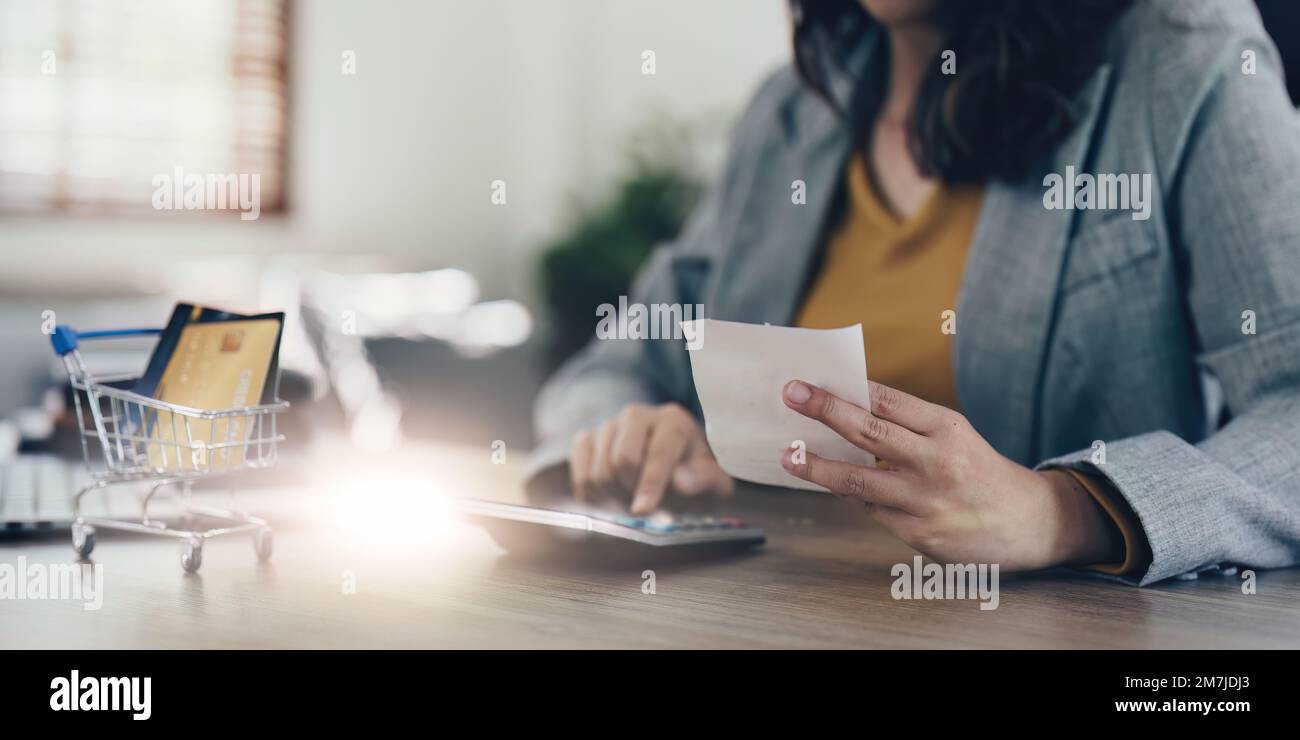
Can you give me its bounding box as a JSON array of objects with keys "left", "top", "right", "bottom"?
[{"left": 530, "top": 0, "right": 1300, "bottom": 585}]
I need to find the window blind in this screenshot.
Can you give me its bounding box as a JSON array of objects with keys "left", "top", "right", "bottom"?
[{"left": 0, "top": 0, "right": 288, "bottom": 215}]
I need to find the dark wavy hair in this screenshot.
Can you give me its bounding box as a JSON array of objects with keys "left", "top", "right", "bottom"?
[{"left": 791, "top": 0, "right": 1134, "bottom": 183}]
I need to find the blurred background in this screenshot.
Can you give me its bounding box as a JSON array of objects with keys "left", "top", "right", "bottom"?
[{"left": 0, "top": 0, "right": 789, "bottom": 477}]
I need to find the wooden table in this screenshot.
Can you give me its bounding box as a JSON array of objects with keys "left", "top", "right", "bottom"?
[{"left": 3, "top": 445, "right": 1297, "bottom": 649}]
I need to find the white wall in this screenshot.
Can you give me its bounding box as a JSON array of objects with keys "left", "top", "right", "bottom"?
[{"left": 0, "top": 0, "right": 791, "bottom": 300}]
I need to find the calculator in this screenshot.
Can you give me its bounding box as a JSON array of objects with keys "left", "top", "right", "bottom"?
[{"left": 456, "top": 499, "right": 766, "bottom": 552}]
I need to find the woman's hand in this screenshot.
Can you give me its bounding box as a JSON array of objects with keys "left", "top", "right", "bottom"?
[
  {"left": 570, "top": 403, "right": 734, "bottom": 515},
  {"left": 780, "top": 380, "right": 1122, "bottom": 571}
]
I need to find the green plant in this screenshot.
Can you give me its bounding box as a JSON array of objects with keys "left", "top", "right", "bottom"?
[{"left": 537, "top": 119, "right": 705, "bottom": 371}]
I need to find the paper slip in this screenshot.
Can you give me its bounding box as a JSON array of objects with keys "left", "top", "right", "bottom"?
[{"left": 682, "top": 319, "right": 874, "bottom": 492}]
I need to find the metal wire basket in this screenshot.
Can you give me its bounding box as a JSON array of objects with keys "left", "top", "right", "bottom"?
[{"left": 50, "top": 324, "right": 289, "bottom": 572}]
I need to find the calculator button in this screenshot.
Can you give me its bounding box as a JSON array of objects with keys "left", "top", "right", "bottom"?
[{"left": 643, "top": 513, "right": 678, "bottom": 533}]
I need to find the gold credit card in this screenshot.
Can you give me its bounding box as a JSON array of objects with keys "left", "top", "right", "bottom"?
[{"left": 147, "top": 318, "right": 281, "bottom": 472}]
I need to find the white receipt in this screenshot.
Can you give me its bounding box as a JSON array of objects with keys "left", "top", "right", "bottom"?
[{"left": 682, "top": 319, "right": 873, "bottom": 492}]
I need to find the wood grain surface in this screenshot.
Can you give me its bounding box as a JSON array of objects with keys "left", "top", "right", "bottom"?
[{"left": 2, "top": 449, "right": 1296, "bottom": 649}]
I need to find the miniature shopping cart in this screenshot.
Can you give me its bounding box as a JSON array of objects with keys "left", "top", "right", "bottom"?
[{"left": 50, "top": 324, "right": 288, "bottom": 572}]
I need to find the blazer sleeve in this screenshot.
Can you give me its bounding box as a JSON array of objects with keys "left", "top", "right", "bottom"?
[{"left": 1040, "top": 34, "right": 1300, "bottom": 585}]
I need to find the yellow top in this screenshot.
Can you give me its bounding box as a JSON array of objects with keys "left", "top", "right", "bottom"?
[
  {"left": 795, "top": 155, "right": 983, "bottom": 411},
  {"left": 794, "top": 154, "right": 1150, "bottom": 578}
]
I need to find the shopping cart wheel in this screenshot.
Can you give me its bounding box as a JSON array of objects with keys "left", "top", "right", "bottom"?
[
  {"left": 72, "top": 523, "right": 95, "bottom": 558},
  {"left": 253, "top": 526, "right": 273, "bottom": 562},
  {"left": 181, "top": 536, "right": 203, "bottom": 573}
]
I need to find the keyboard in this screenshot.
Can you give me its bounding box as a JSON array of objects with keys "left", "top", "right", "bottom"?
[{"left": 0, "top": 455, "right": 140, "bottom": 529}]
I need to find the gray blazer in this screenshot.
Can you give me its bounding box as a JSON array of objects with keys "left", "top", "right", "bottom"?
[{"left": 531, "top": 0, "right": 1300, "bottom": 585}]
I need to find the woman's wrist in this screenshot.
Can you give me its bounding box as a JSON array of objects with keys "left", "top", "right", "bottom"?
[{"left": 1038, "top": 469, "right": 1125, "bottom": 567}]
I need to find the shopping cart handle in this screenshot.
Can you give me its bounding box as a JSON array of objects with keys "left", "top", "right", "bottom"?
[{"left": 50, "top": 325, "right": 163, "bottom": 356}]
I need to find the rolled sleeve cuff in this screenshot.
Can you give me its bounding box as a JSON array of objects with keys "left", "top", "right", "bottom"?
[
  {"left": 1037, "top": 431, "right": 1246, "bottom": 585},
  {"left": 1059, "top": 468, "right": 1152, "bottom": 577}
]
